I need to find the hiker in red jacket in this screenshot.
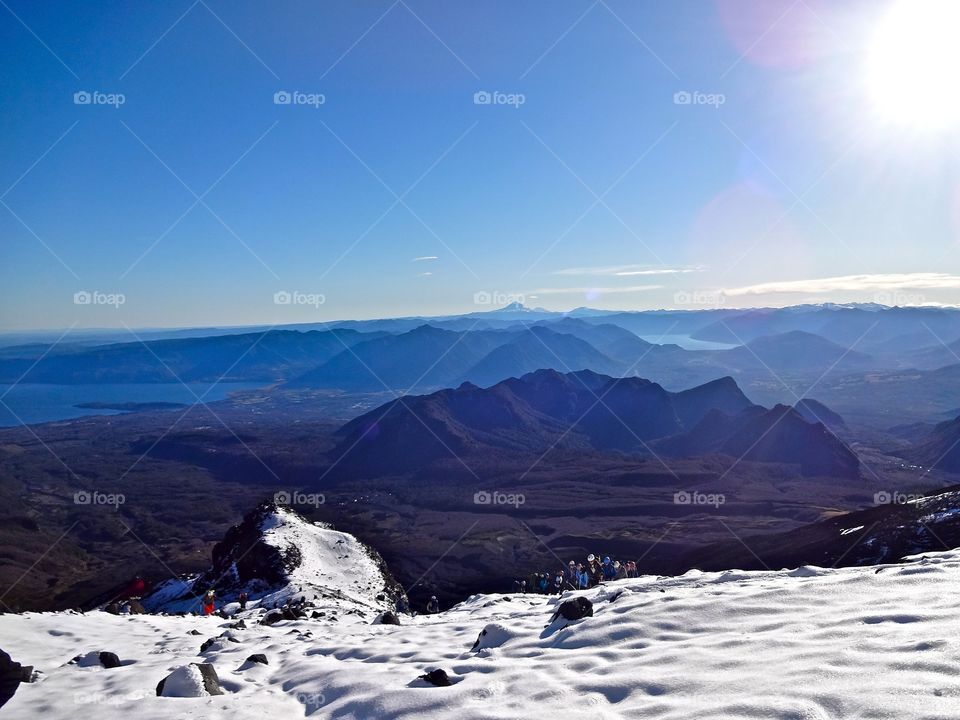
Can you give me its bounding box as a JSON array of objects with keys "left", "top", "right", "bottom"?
[{"left": 202, "top": 589, "right": 216, "bottom": 615}]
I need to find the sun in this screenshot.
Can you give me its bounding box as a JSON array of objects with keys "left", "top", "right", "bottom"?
[{"left": 865, "top": 0, "right": 960, "bottom": 130}]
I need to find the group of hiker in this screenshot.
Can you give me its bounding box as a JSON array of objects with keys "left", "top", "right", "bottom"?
[
  {"left": 515, "top": 554, "right": 639, "bottom": 594},
  {"left": 393, "top": 593, "right": 439, "bottom": 616},
  {"left": 190, "top": 553, "right": 640, "bottom": 619}
]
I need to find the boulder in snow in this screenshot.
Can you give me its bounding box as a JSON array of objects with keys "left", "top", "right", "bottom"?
[
  {"left": 551, "top": 597, "right": 593, "bottom": 622},
  {"left": 418, "top": 669, "right": 452, "bottom": 687},
  {"left": 246, "top": 653, "right": 268, "bottom": 665},
  {"left": 0, "top": 649, "right": 34, "bottom": 709},
  {"left": 471, "top": 623, "right": 519, "bottom": 651},
  {"left": 98, "top": 652, "right": 121, "bottom": 669},
  {"left": 156, "top": 663, "right": 223, "bottom": 697},
  {"left": 376, "top": 611, "right": 401, "bottom": 626}
]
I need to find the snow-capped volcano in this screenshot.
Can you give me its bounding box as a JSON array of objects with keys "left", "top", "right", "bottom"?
[{"left": 143, "top": 502, "right": 402, "bottom": 618}]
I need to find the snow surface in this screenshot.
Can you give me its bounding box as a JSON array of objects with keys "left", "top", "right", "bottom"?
[
  {"left": 143, "top": 507, "right": 394, "bottom": 618},
  {"left": 5, "top": 550, "right": 960, "bottom": 718}
]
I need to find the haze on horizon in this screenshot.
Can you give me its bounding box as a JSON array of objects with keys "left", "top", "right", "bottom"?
[{"left": 3, "top": 0, "right": 960, "bottom": 331}]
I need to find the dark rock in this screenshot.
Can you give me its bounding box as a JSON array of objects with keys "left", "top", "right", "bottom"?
[
  {"left": 261, "top": 610, "right": 284, "bottom": 626},
  {"left": 311, "top": 611, "right": 325, "bottom": 619},
  {"left": 188, "top": 629, "right": 202, "bottom": 635},
  {"left": 127, "top": 600, "right": 146, "bottom": 614},
  {"left": 227, "top": 637, "right": 240, "bottom": 643},
  {"left": 282, "top": 607, "right": 304, "bottom": 621},
  {"left": 98, "top": 652, "right": 121, "bottom": 669},
  {"left": 104, "top": 603, "right": 120, "bottom": 615},
  {"left": 227, "top": 619, "right": 247, "bottom": 630},
  {"left": 377, "top": 611, "right": 401, "bottom": 626},
  {"left": 246, "top": 654, "right": 268, "bottom": 665},
  {"left": 200, "top": 638, "right": 216, "bottom": 653},
  {"left": 418, "top": 669, "right": 452, "bottom": 687},
  {"left": 551, "top": 597, "right": 593, "bottom": 622},
  {"left": 0, "top": 649, "right": 34, "bottom": 708},
  {"left": 196, "top": 664, "right": 223, "bottom": 695}
]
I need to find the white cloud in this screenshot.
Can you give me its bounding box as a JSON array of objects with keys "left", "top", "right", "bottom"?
[
  {"left": 418, "top": 271, "right": 433, "bottom": 277},
  {"left": 553, "top": 264, "right": 703, "bottom": 277},
  {"left": 412, "top": 256, "right": 438, "bottom": 262},
  {"left": 529, "top": 285, "right": 663, "bottom": 295},
  {"left": 723, "top": 273, "right": 960, "bottom": 296}
]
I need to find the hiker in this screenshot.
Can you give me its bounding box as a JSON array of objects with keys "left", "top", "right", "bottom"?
[
  {"left": 426, "top": 596, "right": 440, "bottom": 614},
  {"left": 553, "top": 572, "right": 564, "bottom": 594},
  {"left": 564, "top": 561, "right": 578, "bottom": 589},
  {"left": 576, "top": 564, "right": 590, "bottom": 590},
  {"left": 395, "top": 595, "right": 410, "bottom": 615},
  {"left": 202, "top": 589, "right": 216, "bottom": 616},
  {"left": 602, "top": 556, "right": 618, "bottom": 582},
  {"left": 238, "top": 591, "right": 248, "bottom": 611},
  {"left": 538, "top": 573, "right": 549, "bottom": 593}
]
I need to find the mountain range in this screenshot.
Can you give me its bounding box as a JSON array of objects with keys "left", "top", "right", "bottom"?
[{"left": 334, "top": 369, "right": 860, "bottom": 478}]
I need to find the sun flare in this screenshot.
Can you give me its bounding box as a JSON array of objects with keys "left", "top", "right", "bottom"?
[{"left": 865, "top": 0, "right": 960, "bottom": 130}]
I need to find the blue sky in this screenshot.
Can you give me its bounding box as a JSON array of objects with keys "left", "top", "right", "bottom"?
[{"left": 2, "top": 0, "right": 959, "bottom": 330}]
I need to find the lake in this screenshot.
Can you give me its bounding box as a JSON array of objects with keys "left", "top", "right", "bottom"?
[
  {"left": 0, "top": 382, "right": 267, "bottom": 427},
  {"left": 638, "top": 334, "right": 738, "bottom": 351}
]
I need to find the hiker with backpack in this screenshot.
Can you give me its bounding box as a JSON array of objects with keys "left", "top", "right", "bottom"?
[{"left": 426, "top": 596, "right": 440, "bottom": 614}]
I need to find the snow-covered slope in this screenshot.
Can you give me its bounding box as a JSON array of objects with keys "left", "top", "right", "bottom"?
[
  {"left": 143, "top": 502, "right": 401, "bottom": 618},
  {"left": 5, "top": 550, "right": 960, "bottom": 718}
]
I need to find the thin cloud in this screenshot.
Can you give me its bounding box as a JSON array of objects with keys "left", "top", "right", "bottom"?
[
  {"left": 412, "top": 256, "right": 438, "bottom": 262},
  {"left": 418, "top": 271, "right": 433, "bottom": 277},
  {"left": 530, "top": 285, "right": 663, "bottom": 295},
  {"left": 723, "top": 272, "right": 960, "bottom": 296},
  {"left": 553, "top": 264, "right": 703, "bottom": 277}
]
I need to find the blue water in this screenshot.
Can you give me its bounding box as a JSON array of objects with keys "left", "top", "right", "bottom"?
[
  {"left": 0, "top": 382, "right": 266, "bottom": 427},
  {"left": 639, "top": 334, "right": 738, "bottom": 351}
]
